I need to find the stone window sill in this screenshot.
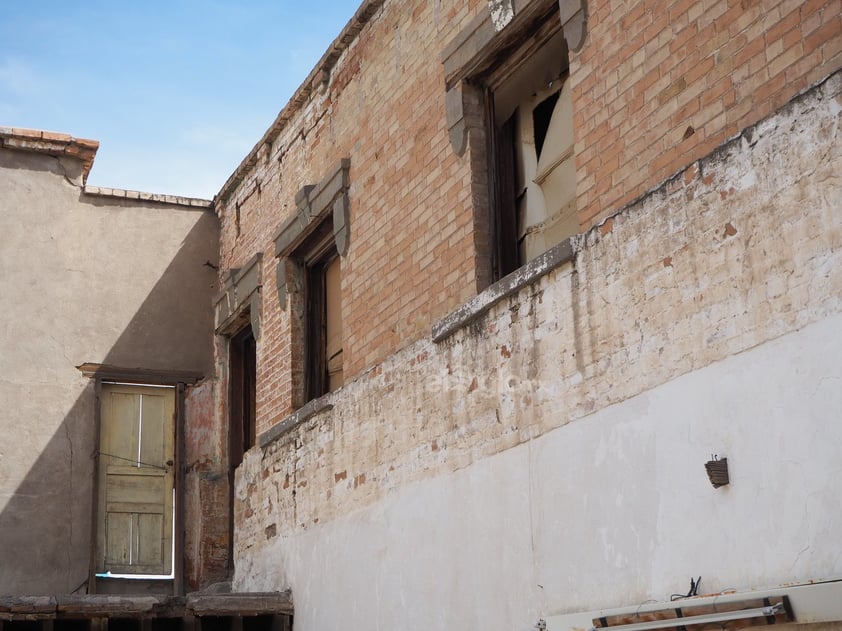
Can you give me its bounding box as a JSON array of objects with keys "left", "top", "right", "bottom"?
[
  {"left": 258, "top": 395, "right": 334, "bottom": 448},
  {"left": 431, "top": 237, "right": 575, "bottom": 343}
]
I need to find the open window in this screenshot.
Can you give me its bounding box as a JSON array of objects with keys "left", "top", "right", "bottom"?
[
  {"left": 442, "top": 0, "right": 585, "bottom": 284},
  {"left": 212, "top": 253, "right": 262, "bottom": 574},
  {"left": 485, "top": 20, "right": 574, "bottom": 280}
]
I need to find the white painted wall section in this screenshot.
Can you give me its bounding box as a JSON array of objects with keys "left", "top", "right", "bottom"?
[{"left": 236, "top": 313, "right": 842, "bottom": 630}]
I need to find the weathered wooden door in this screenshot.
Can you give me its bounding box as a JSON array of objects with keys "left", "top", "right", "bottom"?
[{"left": 96, "top": 384, "right": 175, "bottom": 575}]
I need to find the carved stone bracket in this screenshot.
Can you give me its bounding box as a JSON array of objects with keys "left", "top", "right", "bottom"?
[{"left": 445, "top": 85, "right": 470, "bottom": 157}]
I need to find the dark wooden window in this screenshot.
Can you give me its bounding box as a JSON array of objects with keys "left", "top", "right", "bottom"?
[
  {"left": 302, "top": 232, "right": 343, "bottom": 401},
  {"left": 229, "top": 324, "right": 256, "bottom": 469},
  {"left": 227, "top": 323, "right": 255, "bottom": 573},
  {"left": 488, "top": 99, "right": 521, "bottom": 280}
]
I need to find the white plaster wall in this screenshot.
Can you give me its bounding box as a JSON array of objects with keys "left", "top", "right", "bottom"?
[{"left": 236, "top": 314, "right": 842, "bottom": 630}]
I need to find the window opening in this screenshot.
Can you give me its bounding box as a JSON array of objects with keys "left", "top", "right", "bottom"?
[
  {"left": 229, "top": 325, "right": 256, "bottom": 468},
  {"left": 272, "top": 159, "right": 350, "bottom": 408},
  {"left": 483, "top": 21, "right": 576, "bottom": 281},
  {"left": 304, "top": 243, "right": 343, "bottom": 401},
  {"left": 227, "top": 323, "right": 256, "bottom": 573}
]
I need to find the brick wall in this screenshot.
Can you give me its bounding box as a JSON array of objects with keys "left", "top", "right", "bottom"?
[
  {"left": 233, "top": 70, "right": 842, "bottom": 556},
  {"left": 183, "top": 379, "right": 231, "bottom": 591},
  {"left": 214, "top": 0, "right": 841, "bottom": 432},
  {"left": 574, "top": 0, "right": 841, "bottom": 227}
]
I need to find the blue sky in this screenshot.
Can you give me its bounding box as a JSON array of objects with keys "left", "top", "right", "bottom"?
[{"left": 0, "top": 1, "right": 361, "bottom": 199}]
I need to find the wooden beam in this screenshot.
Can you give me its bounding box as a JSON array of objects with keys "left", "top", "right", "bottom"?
[
  {"left": 186, "top": 593, "right": 293, "bottom": 617},
  {"left": 55, "top": 596, "right": 162, "bottom": 617}
]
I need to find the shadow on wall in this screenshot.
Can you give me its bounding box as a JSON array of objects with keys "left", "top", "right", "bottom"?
[{"left": 0, "top": 207, "right": 223, "bottom": 595}]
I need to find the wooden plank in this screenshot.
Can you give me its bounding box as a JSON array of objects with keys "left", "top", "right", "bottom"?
[
  {"left": 186, "top": 593, "right": 293, "bottom": 617},
  {"left": 89, "top": 618, "right": 107, "bottom": 631},
  {"left": 77, "top": 364, "right": 203, "bottom": 385},
  {"left": 3, "top": 596, "right": 57, "bottom": 614},
  {"left": 55, "top": 596, "right": 163, "bottom": 616},
  {"left": 149, "top": 598, "right": 186, "bottom": 619}
]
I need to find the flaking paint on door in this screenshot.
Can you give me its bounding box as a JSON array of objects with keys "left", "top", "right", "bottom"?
[{"left": 96, "top": 384, "right": 174, "bottom": 575}]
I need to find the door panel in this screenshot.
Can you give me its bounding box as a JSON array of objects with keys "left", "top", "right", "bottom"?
[{"left": 97, "top": 384, "right": 174, "bottom": 576}]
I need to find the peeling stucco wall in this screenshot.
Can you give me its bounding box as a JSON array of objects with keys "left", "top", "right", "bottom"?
[
  {"left": 232, "top": 71, "right": 842, "bottom": 628},
  {"left": 0, "top": 147, "right": 219, "bottom": 594},
  {"left": 183, "top": 378, "right": 231, "bottom": 591}
]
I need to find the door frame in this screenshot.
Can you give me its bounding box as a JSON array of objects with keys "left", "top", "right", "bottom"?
[{"left": 80, "top": 363, "right": 202, "bottom": 596}]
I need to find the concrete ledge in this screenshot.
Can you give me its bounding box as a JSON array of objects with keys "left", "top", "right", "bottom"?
[
  {"left": 258, "top": 396, "right": 335, "bottom": 448},
  {"left": 431, "top": 237, "right": 575, "bottom": 343}
]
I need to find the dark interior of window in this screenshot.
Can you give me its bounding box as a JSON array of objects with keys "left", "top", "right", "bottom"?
[
  {"left": 532, "top": 90, "right": 561, "bottom": 160},
  {"left": 227, "top": 323, "right": 255, "bottom": 572},
  {"left": 489, "top": 104, "right": 521, "bottom": 281},
  {"left": 229, "top": 324, "right": 256, "bottom": 469}
]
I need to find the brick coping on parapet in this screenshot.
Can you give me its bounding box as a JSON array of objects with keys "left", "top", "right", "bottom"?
[
  {"left": 83, "top": 185, "right": 213, "bottom": 208},
  {"left": 0, "top": 126, "right": 213, "bottom": 208},
  {"left": 0, "top": 126, "right": 99, "bottom": 184},
  {"left": 215, "top": 0, "right": 386, "bottom": 205}
]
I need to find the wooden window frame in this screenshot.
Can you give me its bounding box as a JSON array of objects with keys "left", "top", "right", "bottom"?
[
  {"left": 442, "top": 0, "right": 584, "bottom": 287},
  {"left": 299, "top": 225, "right": 341, "bottom": 402},
  {"left": 481, "top": 14, "right": 571, "bottom": 281}
]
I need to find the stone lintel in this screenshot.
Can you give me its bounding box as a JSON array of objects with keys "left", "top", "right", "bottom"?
[
  {"left": 273, "top": 158, "right": 351, "bottom": 259},
  {"left": 215, "top": 253, "right": 263, "bottom": 335},
  {"left": 442, "top": 0, "right": 586, "bottom": 154}
]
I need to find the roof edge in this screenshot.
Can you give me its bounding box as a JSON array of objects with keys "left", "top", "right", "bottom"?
[
  {"left": 0, "top": 126, "right": 99, "bottom": 184},
  {"left": 214, "top": 0, "right": 386, "bottom": 206}
]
